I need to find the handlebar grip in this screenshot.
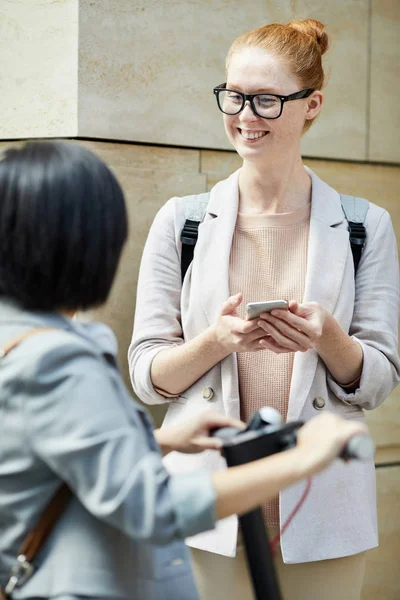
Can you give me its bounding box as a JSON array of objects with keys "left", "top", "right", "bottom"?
[{"left": 340, "top": 435, "right": 376, "bottom": 461}]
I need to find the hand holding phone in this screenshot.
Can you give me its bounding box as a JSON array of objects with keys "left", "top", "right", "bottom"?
[{"left": 246, "top": 299, "right": 289, "bottom": 320}]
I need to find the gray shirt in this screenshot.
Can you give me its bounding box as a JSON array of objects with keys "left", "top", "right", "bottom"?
[{"left": 0, "top": 298, "right": 216, "bottom": 599}]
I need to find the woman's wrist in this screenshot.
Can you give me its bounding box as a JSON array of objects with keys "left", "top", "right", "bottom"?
[
  {"left": 150, "top": 326, "right": 231, "bottom": 397},
  {"left": 207, "top": 324, "right": 233, "bottom": 361},
  {"left": 313, "top": 313, "right": 363, "bottom": 386}
]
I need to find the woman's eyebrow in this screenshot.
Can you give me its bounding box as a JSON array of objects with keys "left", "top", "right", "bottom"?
[{"left": 226, "top": 83, "right": 281, "bottom": 94}]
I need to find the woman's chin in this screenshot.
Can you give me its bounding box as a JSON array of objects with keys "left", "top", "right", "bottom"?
[{"left": 234, "top": 143, "right": 270, "bottom": 163}]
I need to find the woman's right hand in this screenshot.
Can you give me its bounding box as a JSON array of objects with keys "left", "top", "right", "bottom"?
[
  {"left": 297, "top": 413, "right": 369, "bottom": 476},
  {"left": 212, "top": 293, "right": 269, "bottom": 354}
]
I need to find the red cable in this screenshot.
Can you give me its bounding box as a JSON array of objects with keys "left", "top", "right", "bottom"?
[{"left": 269, "top": 476, "right": 312, "bottom": 555}]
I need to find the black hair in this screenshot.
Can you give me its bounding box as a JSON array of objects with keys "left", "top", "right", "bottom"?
[{"left": 0, "top": 140, "right": 128, "bottom": 311}]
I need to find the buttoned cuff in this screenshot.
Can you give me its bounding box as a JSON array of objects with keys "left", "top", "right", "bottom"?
[
  {"left": 131, "top": 344, "right": 180, "bottom": 405},
  {"left": 169, "top": 469, "right": 216, "bottom": 538},
  {"left": 330, "top": 374, "right": 361, "bottom": 392}
]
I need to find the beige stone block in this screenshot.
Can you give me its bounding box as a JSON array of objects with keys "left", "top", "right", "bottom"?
[
  {"left": 369, "top": 1, "right": 400, "bottom": 163},
  {"left": 305, "top": 159, "right": 400, "bottom": 225},
  {"left": 78, "top": 0, "right": 266, "bottom": 147},
  {"left": 296, "top": 1, "right": 369, "bottom": 161},
  {"left": 375, "top": 446, "right": 400, "bottom": 466},
  {"left": 0, "top": 0, "right": 78, "bottom": 139},
  {"left": 79, "top": 140, "right": 200, "bottom": 172},
  {"left": 366, "top": 395, "right": 400, "bottom": 452},
  {"left": 78, "top": 0, "right": 369, "bottom": 160},
  {"left": 201, "top": 150, "right": 242, "bottom": 190},
  {"left": 361, "top": 467, "right": 400, "bottom": 600}
]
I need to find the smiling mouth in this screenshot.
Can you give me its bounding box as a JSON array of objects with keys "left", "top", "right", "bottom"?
[{"left": 238, "top": 129, "right": 269, "bottom": 140}]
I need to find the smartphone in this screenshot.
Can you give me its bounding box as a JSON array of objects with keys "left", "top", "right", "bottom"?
[{"left": 246, "top": 299, "right": 289, "bottom": 320}]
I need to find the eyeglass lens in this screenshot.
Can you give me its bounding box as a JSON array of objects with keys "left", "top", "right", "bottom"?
[{"left": 219, "top": 90, "right": 281, "bottom": 118}]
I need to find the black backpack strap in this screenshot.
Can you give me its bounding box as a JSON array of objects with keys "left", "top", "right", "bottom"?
[
  {"left": 180, "top": 193, "right": 210, "bottom": 282},
  {"left": 340, "top": 195, "right": 369, "bottom": 276},
  {"left": 181, "top": 219, "right": 201, "bottom": 282}
]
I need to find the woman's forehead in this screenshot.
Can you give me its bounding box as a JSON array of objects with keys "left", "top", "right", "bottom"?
[{"left": 226, "top": 47, "right": 298, "bottom": 93}]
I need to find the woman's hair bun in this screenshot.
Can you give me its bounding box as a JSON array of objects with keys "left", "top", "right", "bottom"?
[{"left": 288, "top": 19, "right": 329, "bottom": 55}]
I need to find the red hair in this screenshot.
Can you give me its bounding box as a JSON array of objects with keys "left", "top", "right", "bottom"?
[{"left": 226, "top": 20, "right": 329, "bottom": 131}]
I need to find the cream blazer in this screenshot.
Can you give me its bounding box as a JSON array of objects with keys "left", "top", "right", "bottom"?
[{"left": 129, "top": 168, "right": 400, "bottom": 564}]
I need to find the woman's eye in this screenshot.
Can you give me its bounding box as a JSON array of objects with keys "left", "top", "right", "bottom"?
[
  {"left": 258, "top": 96, "right": 278, "bottom": 107},
  {"left": 227, "top": 93, "right": 242, "bottom": 103}
]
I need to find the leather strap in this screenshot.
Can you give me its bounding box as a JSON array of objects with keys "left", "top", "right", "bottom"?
[
  {"left": 0, "top": 327, "right": 55, "bottom": 358},
  {"left": 0, "top": 328, "right": 72, "bottom": 598},
  {"left": 19, "top": 483, "right": 72, "bottom": 561}
]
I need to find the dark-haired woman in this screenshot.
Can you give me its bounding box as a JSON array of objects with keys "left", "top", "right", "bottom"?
[
  {"left": 0, "top": 141, "right": 366, "bottom": 600},
  {"left": 130, "top": 20, "right": 400, "bottom": 600}
]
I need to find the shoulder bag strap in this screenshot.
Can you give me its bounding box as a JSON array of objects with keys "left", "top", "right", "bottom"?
[{"left": 0, "top": 328, "right": 72, "bottom": 599}]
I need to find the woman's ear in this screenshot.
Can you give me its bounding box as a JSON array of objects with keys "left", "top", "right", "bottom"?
[{"left": 305, "top": 90, "right": 323, "bottom": 120}]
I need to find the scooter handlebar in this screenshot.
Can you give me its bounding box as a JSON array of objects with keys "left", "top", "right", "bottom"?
[{"left": 211, "top": 425, "right": 375, "bottom": 461}]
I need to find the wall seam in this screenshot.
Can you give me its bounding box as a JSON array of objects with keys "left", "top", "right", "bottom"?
[
  {"left": 365, "top": 0, "right": 373, "bottom": 161},
  {"left": 1, "top": 136, "right": 400, "bottom": 170},
  {"left": 75, "top": 0, "right": 80, "bottom": 137}
]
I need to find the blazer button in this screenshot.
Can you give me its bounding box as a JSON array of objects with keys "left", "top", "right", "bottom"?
[
  {"left": 313, "top": 396, "right": 326, "bottom": 410},
  {"left": 203, "top": 387, "right": 215, "bottom": 401}
]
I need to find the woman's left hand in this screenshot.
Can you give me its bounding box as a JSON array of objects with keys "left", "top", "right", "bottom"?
[
  {"left": 257, "top": 300, "right": 330, "bottom": 354},
  {"left": 155, "top": 411, "right": 245, "bottom": 455}
]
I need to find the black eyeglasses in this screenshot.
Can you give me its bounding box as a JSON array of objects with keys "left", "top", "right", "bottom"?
[{"left": 213, "top": 83, "right": 314, "bottom": 120}]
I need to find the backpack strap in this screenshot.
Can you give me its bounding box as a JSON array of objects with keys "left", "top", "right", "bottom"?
[
  {"left": 340, "top": 195, "right": 369, "bottom": 276},
  {"left": 180, "top": 192, "right": 210, "bottom": 282}
]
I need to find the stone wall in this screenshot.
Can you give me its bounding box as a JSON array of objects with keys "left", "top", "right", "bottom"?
[
  {"left": 2, "top": 1, "right": 400, "bottom": 164},
  {"left": 0, "top": 0, "right": 78, "bottom": 138},
  {"left": 78, "top": 0, "right": 400, "bottom": 163}
]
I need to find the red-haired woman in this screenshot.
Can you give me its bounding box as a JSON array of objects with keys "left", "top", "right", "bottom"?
[{"left": 130, "top": 20, "right": 400, "bottom": 600}]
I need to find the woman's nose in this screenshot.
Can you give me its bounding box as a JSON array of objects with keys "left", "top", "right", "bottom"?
[{"left": 239, "top": 101, "right": 259, "bottom": 122}]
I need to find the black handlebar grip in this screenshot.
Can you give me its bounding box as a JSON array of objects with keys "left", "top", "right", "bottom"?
[{"left": 340, "top": 435, "right": 376, "bottom": 461}]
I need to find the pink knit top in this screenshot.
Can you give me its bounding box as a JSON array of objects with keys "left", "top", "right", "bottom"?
[{"left": 229, "top": 202, "right": 311, "bottom": 525}]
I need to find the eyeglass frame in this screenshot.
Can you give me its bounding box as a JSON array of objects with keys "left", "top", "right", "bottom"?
[{"left": 213, "top": 83, "right": 314, "bottom": 120}]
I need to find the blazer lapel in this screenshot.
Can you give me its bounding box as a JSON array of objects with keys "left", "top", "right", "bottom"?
[
  {"left": 287, "top": 169, "right": 350, "bottom": 420},
  {"left": 192, "top": 170, "right": 240, "bottom": 325}
]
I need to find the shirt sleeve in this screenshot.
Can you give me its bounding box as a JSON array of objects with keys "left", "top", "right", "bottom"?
[
  {"left": 128, "top": 198, "right": 186, "bottom": 405},
  {"left": 23, "top": 339, "right": 216, "bottom": 544},
  {"left": 327, "top": 209, "right": 400, "bottom": 408}
]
